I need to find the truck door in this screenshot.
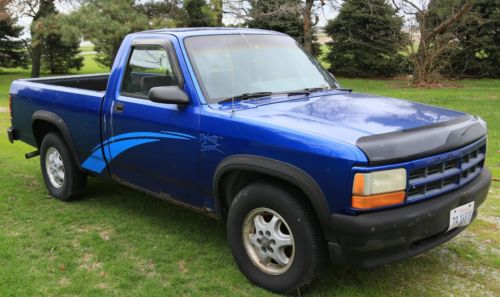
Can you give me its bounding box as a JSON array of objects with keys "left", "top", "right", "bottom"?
[{"left": 104, "top": 37, "right": 202, "bottom": 207}]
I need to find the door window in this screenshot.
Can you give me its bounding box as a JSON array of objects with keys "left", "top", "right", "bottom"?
[{"left": 121, "top": 45, "right": 178, "bottom": 98}]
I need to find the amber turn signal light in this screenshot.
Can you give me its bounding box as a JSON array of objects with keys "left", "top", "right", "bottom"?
[{"left": 352, "top": 191, "right": 405, "bottom": 210}]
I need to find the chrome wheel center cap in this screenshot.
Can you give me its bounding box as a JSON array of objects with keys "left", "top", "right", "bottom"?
[{"left": 261, "top": 237, "right": 271, "bottom": 249}]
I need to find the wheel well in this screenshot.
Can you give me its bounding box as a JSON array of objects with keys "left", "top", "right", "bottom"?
[
  {"left": 32, "top": 120, "right": 60, "bottom": 148},
  {"left": 217, "top": 170, "right": 317, "bottom": 224},
  {"left": 32, "top": 111, "right": 83, "bottom": 169}
]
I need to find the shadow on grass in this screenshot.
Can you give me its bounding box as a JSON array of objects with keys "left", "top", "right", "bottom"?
[
  {"left": 64, "top": 176, "right": 491, "bottom": 296},
  {"left": 78, "top": 176, "right": 227, "bottom": 246}
]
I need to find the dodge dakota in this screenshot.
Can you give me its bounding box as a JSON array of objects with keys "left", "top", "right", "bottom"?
[{"left": 7, "top": 28, "right": 491, "bottom": 293}]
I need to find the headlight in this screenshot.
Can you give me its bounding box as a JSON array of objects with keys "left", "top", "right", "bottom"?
[{"left": 352, "top": 168, "right": 407, "bottom": 210}]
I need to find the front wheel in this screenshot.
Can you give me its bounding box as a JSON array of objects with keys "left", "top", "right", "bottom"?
[
  {"left": 227, "top": 182, "right": 327, "bottom": 294},
  {"left": 40, "top": 132, "right": 87, "bottom": 201}
]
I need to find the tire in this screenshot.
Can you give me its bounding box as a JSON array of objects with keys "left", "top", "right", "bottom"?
[
  {"left": 40, "top": 132, "right": 87, "bottom": 201},
  {"left": 227, "top": 181, "right": 327, "bottom": 294}
]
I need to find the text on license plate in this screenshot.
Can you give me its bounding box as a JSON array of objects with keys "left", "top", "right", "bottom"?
[{"left": 447, "top": 201, "right": 475, "bottom": 232}]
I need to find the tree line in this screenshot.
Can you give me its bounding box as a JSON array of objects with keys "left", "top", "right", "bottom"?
[{"left": 0, "top": 0, "right": 498, "bottom": 84}]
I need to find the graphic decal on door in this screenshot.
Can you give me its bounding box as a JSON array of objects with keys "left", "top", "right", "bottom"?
[
  {"left": 81, "top": 131, "right": 196, "bottom": 173},
  {"left": 200, "top": 133, "right": 224, "bottom": 153}
]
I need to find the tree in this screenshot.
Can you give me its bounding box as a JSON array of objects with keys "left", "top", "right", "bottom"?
[
  {"left": 222, "top": 0, "right": 337, "bottom": 54},
  {"left": 325, "top": 0, "right": 408, "bottom": 77},
  {"left": 135, "top": 0, "right": 185, "bottom": 28},
  {"left": 303, "top": 0, "right": 315, "bottom": 52},
  {"left": 184, "top": 0, "right": 215, "bottom": 27},
  {"left": 29, "top": 0, "right": 55, "bottom": 77},
  {"left": 41, "top": 33, "right": 83, "bottom": 74},
  {"left": 247, "top": 0, "right": 303, "bottom": 37},
  {"left": 211, "top": 0, "right": 224, "bottom": 26},
  {"left": 25, "top": 0, "right": 82, "bottom": 74},
  {"left": 0, "top": 1, "right": 28, "bottom": 68},
  {"left": 393, "top": 0, "right": 475, "bottom": 83},
  {"left": 41, "top": 29, "right": 83, "bottom": 74},
  {"left": 70, "top": 0, "right": 149, "bottom": 68},
  {"left": 10, "top": 0, "right": 83, "bottom": 76},
  {"left": 446, "top": 0, "right": 500, "bottom": 77},
  {"left": 303, "top": 1, "right": 343, "bottom": 53},
  {"left": 247, "top": 0, "right": 321, "bottom": 56}
]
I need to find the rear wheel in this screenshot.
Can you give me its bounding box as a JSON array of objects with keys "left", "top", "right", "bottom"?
[
  {"left": 40, "top": 132, "right": 87, "bottom": 201},
  {"left": 227, "top": 182, "right": 327, "bottom": 294}
]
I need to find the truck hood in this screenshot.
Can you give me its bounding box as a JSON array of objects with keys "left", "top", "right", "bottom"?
[
  {"left": 214, "top": 92, "right": 486, "bottom": 163},
  {"left": 217, "top": 92, "right": 465, "bottom": 142},
  {"left": 262, "top": 92, "right": 464, "bottom": 132}
]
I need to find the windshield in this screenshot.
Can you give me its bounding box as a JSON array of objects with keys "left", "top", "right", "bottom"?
[{"left": 184, "top": 34, "right": 339, "bottom": 104}]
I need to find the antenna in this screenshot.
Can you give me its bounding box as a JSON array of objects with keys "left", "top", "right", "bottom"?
[
  {"left": 231, "top": 24, "right": 246, "bottom": 114},
  {"left": 229, "top": 58, "right": 235, "bottom": 114},
  {"left": 231, "top": 26, "right": 257, "bottom": 115}
]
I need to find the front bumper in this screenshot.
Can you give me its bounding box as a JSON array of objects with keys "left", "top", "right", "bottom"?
[
  {"left": 328, "top": 168, "right": 491, "bottom": 268},
  {"left": 7, "top": 127, "right": 17, "bottom": 143}
]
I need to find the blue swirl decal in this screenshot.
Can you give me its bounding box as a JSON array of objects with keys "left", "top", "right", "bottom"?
[{"left": 82, "top": 131, "right": 194, "bottom": 173}]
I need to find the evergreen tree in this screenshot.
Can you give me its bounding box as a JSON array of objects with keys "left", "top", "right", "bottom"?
[
  {"left": 447, "top": 0, "right": 500, "bottom": 78},
  {"left": 247, "top": 0, "right": 302, "bottom": 37},
  {"left": 35, "top": 1, "right": 83, "bottom": 74},
  {"left": 247, "top": 0, "right": 321, "bottom": 56},
  {"left": 135, "top": 1, "right": 185, "bottom": 28},
  {"left": 184, "top": 0, "right": 215, "bottom": 27},
  {"left": 30, "top": 0, "right": 55, "bottom": 77},
  {"left": 0, "top": 17, "right": 28, "bottom": 68},
  {"left": 70, "top": 0, "right": 149, "bottom": 68},
  {"left": 41, "top": 32, "right": 83, "bottom": 74},
  {"left": 325, "top": 0, "right": 408, "bottom": 77}
]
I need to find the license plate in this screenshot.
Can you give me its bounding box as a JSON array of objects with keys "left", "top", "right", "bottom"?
[{"left": 447, "top": 201, "right": 475, "bottom": 232}]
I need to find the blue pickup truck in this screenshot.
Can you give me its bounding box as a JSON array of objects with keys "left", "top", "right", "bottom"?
[{"left": 7, "top": 28, "right": 491, "bottom": 293}]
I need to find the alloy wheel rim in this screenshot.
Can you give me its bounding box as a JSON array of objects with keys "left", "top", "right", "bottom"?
[
  {"left": 242, "top": 207, "right": 295, "bottom": 275},
  {"left": 45, "top": 147, "right": 65, "bottom": 188}
]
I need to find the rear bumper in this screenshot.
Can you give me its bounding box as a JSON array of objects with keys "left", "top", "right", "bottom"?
[
  {"left": 328, "top": 168, "right": 491, "bottom": 268},
  {"left": 7, "top": 127, "right": 18, "bottom": 143}
]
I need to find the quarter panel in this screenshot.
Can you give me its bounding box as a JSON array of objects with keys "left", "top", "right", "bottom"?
[{"left": 10, "top": 81, "right": 104, "bottom": 174}]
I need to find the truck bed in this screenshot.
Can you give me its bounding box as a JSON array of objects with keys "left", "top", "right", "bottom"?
[
  {"left": 9, "top": 74, "right": 109, "bottom": 167},
  {"left": 23, "top": 74, "right": 109, "bottom": 92}
]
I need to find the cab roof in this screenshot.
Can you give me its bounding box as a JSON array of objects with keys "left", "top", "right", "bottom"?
[{"left": 136, "top": 27, "right": 285, "bottom": 38}]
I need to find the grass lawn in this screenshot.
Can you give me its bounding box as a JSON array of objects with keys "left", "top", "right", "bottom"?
[{"left": 0, "top": 53, "right": 498, "bottom": 296}]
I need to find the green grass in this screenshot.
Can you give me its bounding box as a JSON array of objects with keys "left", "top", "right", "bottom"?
[
  {"left": 78, "top": 55, "right": 109, "bottom": 74},
  {"left": 79, "top": 45, "right": 95, "bottom": 53},
  {"left": 0, "top": 53, "right": 499, "bottom": 296}
]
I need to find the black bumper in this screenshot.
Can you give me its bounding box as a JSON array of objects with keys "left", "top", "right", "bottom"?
[
  {"left": 7, "top": 127, "right": 17, "bottom": 143},
  {"left": 328, "top": 168, "right": 491, "bottom": 268}
]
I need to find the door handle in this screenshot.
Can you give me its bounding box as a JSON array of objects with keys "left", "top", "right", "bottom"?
[{"left": 114, "top": 103, "right": 124, "bottom": 113}]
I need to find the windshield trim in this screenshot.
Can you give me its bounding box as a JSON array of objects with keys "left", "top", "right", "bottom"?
[{"left": 183, "top": 33, "right": 338, "bottom": 105}]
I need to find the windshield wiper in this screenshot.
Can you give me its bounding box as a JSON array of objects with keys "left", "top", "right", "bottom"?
[
  {"left": 218, "top": 87, "right": 352, "bottom": 104},
  {"left": 287, "top": 87, "right": 334, "bottom": 95},
  {"left": 218, "top": 92, "right": 273, "bottom": 104},
  {"left": 302, "top": 87, "right": 353, "bottom": 93},
  {"left": 303, "top": 87, "right": 330, "bottom": 93},
  {"left": 283, "top": 87, "right": 330, "bottom": 97}
]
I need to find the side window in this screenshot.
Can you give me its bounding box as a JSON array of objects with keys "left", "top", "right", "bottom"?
[{"left": 121, "top": 45, "right": 178, "bottom": 98}]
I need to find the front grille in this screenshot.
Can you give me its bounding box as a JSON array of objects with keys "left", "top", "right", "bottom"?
[{"left": 407, "top": 142, "right": 486, "bottom": 201}]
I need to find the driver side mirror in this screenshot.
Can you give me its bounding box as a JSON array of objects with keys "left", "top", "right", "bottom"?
[{"left": 148, "top": 86, "right": 189, "bottom": 105}]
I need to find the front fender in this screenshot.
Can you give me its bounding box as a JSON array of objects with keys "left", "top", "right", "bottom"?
[{"left": 213, "top": 154, "right": 335, "bottom": 241}]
